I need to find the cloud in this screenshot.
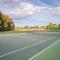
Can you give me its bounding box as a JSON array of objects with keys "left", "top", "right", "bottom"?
[
  {"left": 1, "top": 1, "right": 60, "bottom": 20},
  {"left": 0, "top": 0, "right": 20, "bottom": 3},
  {"left": 1, "top": 2, "right": 41, "bottom": 19},
  {"left": 41, "top": 7, "right": 60, "bottom": 15},
  {"left": 0, "top": 0, "right": 60, "bottom": 26},
  {"left": 0, "top": 0, "right": 21, "bottom": 8}
]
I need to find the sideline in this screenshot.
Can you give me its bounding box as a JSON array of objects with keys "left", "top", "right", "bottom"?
[
  {"left": 29, "top": 39, "right": 60, "bottom": 60},
  {"left": 0, "top": 33, "right": 28, "bottom": 36},
  {"left": 0, "top": 37, "right": 54, "bottom": 58}
]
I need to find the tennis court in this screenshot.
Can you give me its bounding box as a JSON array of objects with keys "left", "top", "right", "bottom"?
[
  {"left": 0, "top": 32, "right": 60, "bottom": 60},
  {"left": 29, "top": 39, "right": 60, "bottom": 60}
]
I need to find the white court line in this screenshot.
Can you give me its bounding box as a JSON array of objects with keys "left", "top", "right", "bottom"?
[
  {"left": 29, "top": 39, "right": 60, "bottom": 60},
  {"left": 0, "top": 37, "right": 54, "bottom": 58},
  {"left": 0, "top": 33, "right": 29, "bottom": 36},
  {"left": 0, "top": 34, "right": 18, "bottom": 36}
]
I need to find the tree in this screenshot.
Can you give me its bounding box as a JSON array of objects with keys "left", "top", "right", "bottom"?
[
  {"left": 58, "top": 24, "right": 60, "bottom": 28},
  {"left": 0, "top": 11, "right": 15, "bottom": 31}
]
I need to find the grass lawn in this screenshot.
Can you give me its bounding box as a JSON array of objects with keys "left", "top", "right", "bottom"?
[{"left": 32, "top": 40, "right": 60, "bottom": 60}]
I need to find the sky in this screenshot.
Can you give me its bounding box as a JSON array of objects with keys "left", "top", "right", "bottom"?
[{"left": 0, "top": 0, "right": 60, "bottom": 26}]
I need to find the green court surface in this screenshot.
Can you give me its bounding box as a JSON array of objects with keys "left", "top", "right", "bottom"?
[{"left": 32, "top": 40, "right": 60, "bottom": 60}]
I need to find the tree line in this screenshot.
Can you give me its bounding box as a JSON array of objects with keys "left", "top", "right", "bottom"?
[{"left": 0, "top": 11, "right": 15, "bottom": 31}]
